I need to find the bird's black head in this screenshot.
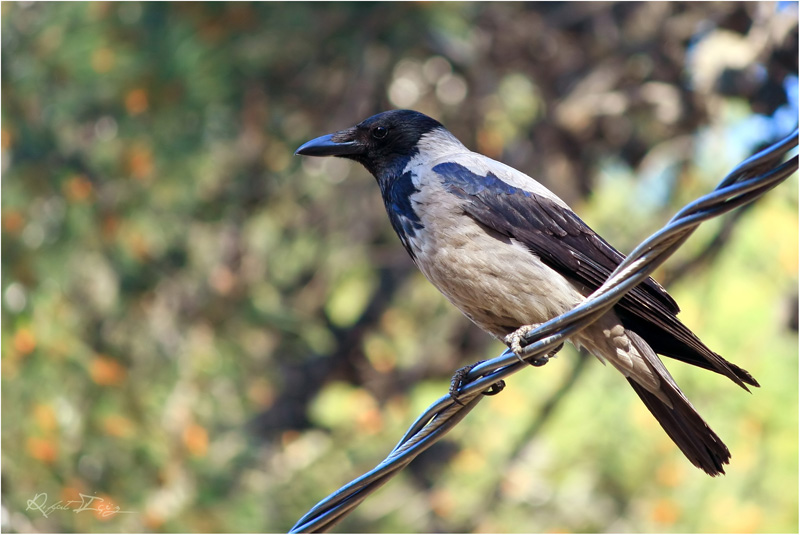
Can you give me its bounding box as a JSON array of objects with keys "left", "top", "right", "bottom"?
[{"left": 295, "top": 110, "right": 444, "bottom": 179}]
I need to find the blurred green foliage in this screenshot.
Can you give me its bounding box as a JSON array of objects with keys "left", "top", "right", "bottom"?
[{"left": 2, "top": 2, "right": 797, "bottom": 533}]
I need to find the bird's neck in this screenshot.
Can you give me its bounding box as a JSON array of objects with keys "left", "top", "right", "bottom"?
[
  {"left": 413, "top": 127, "right": 469, "bottom": 166},
  {"left": 374, "top": 127, "right": 468, "bottom": 190},
  {"left": 370, "top": 157, "right": 413, "bottom": 194}
]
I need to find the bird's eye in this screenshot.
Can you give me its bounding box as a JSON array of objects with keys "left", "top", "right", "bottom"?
[{"left": 372, "top": 126, "right": 388, "bottom": 140}]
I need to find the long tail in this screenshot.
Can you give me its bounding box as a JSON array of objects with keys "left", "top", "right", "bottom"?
[
  {"left": 617, "top": 308, "right": 759, "bottom": 391},
  {"left": 626, "top": 330, "right": 730, "bottom": 476}
]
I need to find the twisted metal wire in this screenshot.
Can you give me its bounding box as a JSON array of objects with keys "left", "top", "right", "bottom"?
[{"left": 290, "top": 129, "right": 798, "bottom": 533}]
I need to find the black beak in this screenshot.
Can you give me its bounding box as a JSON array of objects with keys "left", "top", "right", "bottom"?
[{"left": 295, "top": 132, "right": 362, "bottom": 157}]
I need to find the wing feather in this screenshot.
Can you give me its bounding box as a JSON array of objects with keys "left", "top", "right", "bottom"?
[{"left": 433, "top": 161, "right": 757, "bottom": 388}]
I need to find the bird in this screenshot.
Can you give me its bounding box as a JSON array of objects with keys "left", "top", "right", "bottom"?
[{"left": 295, "top": 109, "right": 759, "bottom": 476}]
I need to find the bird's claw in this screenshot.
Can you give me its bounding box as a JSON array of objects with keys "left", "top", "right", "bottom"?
[
  {"left": 504, "top": 324, "right": 563, "bottom": 367},
  {"left": 481, "top": 380, "right": 506, "bottom": 396},
  {"left": 449, "top": 361, "right": 506, "bottom": 405},
  {"left": 529, "top": 355, "right": 551, "bottom": 367},
  {"left": 505, "top": 324, "right": 541, "bottom": 359}
]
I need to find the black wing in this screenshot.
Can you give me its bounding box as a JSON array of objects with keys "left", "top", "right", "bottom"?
[{"left": 434, "top": 161, "right": 757, "bottom": 389}]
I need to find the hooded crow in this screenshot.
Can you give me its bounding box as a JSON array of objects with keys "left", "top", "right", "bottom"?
[{"left": 296, "top": 109, "right": 758, "bottom": 476}]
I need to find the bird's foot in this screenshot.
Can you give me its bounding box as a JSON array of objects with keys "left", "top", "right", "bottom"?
[
  {"left": 504, "top": 324, "right": 563, "bottom": 367},
  {"left": 449, "top": 361, "right": 506, "bottom": 405},
  {"left": 504, "top": 324, "right": 542, "bottom": 359}
]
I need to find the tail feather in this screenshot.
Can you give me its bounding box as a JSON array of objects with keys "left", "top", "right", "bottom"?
[
  {"left": 625, "top": 329, "right": 730, "bottom": 476},
  {"left": 627, "top": 379, "right": 730, "bottom": 476},
  {"left": 617, "top": 310, "right": 759, "bottom": 390}
]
